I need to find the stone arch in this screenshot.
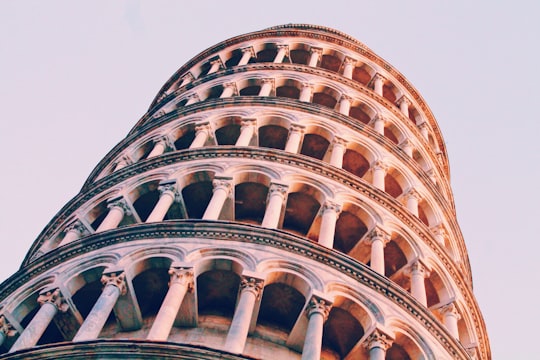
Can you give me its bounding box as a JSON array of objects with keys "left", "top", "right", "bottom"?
[
  {"left": 352, "top": 62, "right": 376, "bottom": 85},
  {"left": 236, "top": 77, "right": 262, "bottom": 96},
  {"left": 332, "top": 201, "right": 372, "bottom": 255},
  {"left": 231, "top": 171, "right": 272, "bottom": 225},
  {"left": 171, "top": 123, "right": 197, "bottom": 151},
  {"left": 319, "top": 49, "right": 345, "bottom": 73},
  {"left": 275, "top": 78, "right": 302, "bottom": 100},
  {"left": 126, "top": 177, "right": 164, "bottom": 223},
  {"left": 343, "top": 141, "right": 376, "bottom": 179},
  {"left": 299, "top": 123, "right": 333, "bottom": 161},
  {"left": 281, "top": 180, "right": 326, "bottom": 237},
  {"left": 257, "top": 114, "right": 292, "bottom": 150},
  {"left": 81, "top": 189, "right": 121, "bottom": 231},
  {"left": 213, "top": 116, "right": 243, "bottom": 145},
  {"left": 348, "top": 100, "right": 375, "bottom": 125},
  {"left": 289, "top": 42, "right": 311, "bottom": 65},
  {"left": 178, "top": 170, "right": 217, "bottom": 219},
  {"left": 385, "top": 321, "right": 433, "bottom": 360},
  {"left": 311, "top": 84, "right": 339, "bottom": 110}
]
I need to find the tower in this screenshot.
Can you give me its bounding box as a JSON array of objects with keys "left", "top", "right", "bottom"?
[{"left": 0, "top": 24, "right": 490, "bottom": 359}]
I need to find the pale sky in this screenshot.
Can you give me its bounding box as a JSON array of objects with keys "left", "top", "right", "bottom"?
[{"left": 1, "top": 1, "right": 539, "bottom": 358}]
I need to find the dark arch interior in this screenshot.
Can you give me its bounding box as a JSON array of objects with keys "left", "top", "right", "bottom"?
[
  {"left": 320, "top": 54, "right": 341, "bottom": 72},
  {"left": 259, "top": 125, "right": 288, "bottom": 150},
  {"left": 239, "top": 85, "right": 261, "bottom": 96},
  {"left": 133, "top": 188, "right": 160, "bottom": 222},
  {"left": 283, "top": 192, "right": 320, "bottom": 235},
  {"left": 276, "top": 85, "right": 300, "bottom": 99},
  {"left": 235, "top": 182, "right": 268, "bottom": 224},
  {"left": 182, "top": 181, "right": 213, "bottom": 219},
  {"left": 300, "top": 134, "right": 329, "bottom": 160},
  {"left": 290, "top": 49, "right": 309, "bottom": 65},
  {"left": 197, "top": 270, "right": 240, "bottom": 317},
  {"left": 385, "top": 175, "right": 403, "bottom": 198},
  {"left": 352, "top": 67, "right": 371, "bottom": 85},
  {"left": 343, "top": 150, "right": 369, "bottom": 178},
  {"left": 132, "top": 268, "right": 169, "bottom": 317},
  {"left": 215, "top": 124, "right": 241, "bottom": 145},
  {"left": 349, "top": 106, "right": 371, "bottom": 124},
  {"left": 312, "top": 92, "right": 337, "bottom": 109},
  {"left": 387, "top": 343, "right": 411, "bottom": 360},
  {"left": 385, "top": 241, "right": 408, "bottom": 277},
  {"left": 322, "top": 307, "right": 364, "bottom": 358},
  {"left": 257, "top": 283, "right": 305, "bottom": 332},
  {"left": 174, "top": 129, "right": 196, "bottom": 150},
  {"left": 334, "top": 212, "right": 368, "bottom": 253}
]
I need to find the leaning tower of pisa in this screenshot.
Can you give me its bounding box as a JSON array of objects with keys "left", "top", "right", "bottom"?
[{"left": 0, "top": 24, "right": 490, "bottom": 359}]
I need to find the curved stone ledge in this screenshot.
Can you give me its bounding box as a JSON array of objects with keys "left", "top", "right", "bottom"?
[
  {"left": 0, "top": 339, "right": 254, "bottom": 359},
  {"left": 6, "top": 221, "right": 473, "bottom": 359},
  {"left": 28, "top": 147, "right": 467, "bottom": 283},
  {"left": 86, "top": 96, "right": 452, "bottom": 208}
]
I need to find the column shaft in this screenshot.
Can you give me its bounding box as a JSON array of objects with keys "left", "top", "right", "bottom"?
[
  {"left": 370, "top": 238, "right": 385, "bottom": 275},
  {"left": 9, "top": 303, "right": 57, "bottom": 352},
  {"left": 372, "top": 116, "right": 385, "bottom": 135},
  {"left": 261, "top": 184, "right": 287, "bottom": 228},
  {"left": 318, "top": 202, "right": 341, "bottom": 249},
  {"left": 258, "top": 79, "right": 273, "bottom": 96},
  {"left": 372, "top": 163, "right": 387, "bottom": 191},
  {"left": 224, "top": 278, "right": 263, "bottom": 353},
  {"left": 147, "top": 141, "right": 167, "bottom": 159},
  {"left": 408, "top": 262, "right": 428, "bottom": 306},
  {"left": 369, "top": 347, "right": 386, "bottom": 360},
  {"left": 274, "top": 46, "right": 287, "bottom": 63},
  {"left": 373, "top": 74, "right": 385, "bottom": 96},
  {"left": 189, "top": 123, "right": 211, "bottom": 149},
  {"left": 308, "top": 48, "right": 321, "bottom": 67},
  {"left": 285, "top": 126, "right": 304, "bottom": 153},
  {"left": 96, "top": 204, "right": 125, "bottom": 232},
  {"left": 235, "top": 121, "right": 255, "bottom": 146},
  {"left": 299, "top": 84, "right": 312, "bottom": 102},
  {"left": 343, "top": 58, "right": 355, "bottom": 79},
  {"left": 146, "top": 190, "right": 176, "bottom": 223},
  {"left": 329, "top": 140, "right": 346, "bottom": 168},
  {"left": 202, "top": 178, "right": 232, "bottom": 220},
  {"left": 147, "top": 268, "right": 193, "bottom": 341},
  {"left": 238, "top": 48, "right": 253, "bottom": 66},
  {"left": 73, "top": 284, "right": 121, "bottom": 341}
]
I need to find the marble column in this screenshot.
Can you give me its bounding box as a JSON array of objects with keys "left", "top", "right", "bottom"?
[
  {"left": 342, "top": 57, "right": 356, "bottom": 79},
  {"left": 418, "top": 122, "right": 429, "bottom": 141},
  {"left": 146, "top": 181, "right": 178, "bottom": 223},
  {"left": 202, "top": 177, "right": 233, "bottom": 220},
  {"left": 258, "top": 78, "right": 274, "bottom": 96},
  {"left": 338, "top": 94, "right": 352, "bottom": 115},
  {"left": 238, "top": 47, "right": 255, "bottom": 66},
  {"left": 10, "top": 288, "right": 68, "bottom": 352},
  {"left": 189, "top": 122, "right": 212, "bottom": 149},
  {"left": 363, "top": 329, "right": 393, "bottom": 360},
  {"left": 147, "top": 136, "right": 172, "bottom": 159},
  {"left": 284, "top": 124, "right": 305, "bottom": 153},
  {"left": 366, "top": 227, "right": 390, "bottom": 275},
  {"left": 396, "top": 96, "right": 411, "bottom": 118},
  {"left": 308, "top": 47, "right": 322, "bottom": 67},
  {"left": 147, "top": 266, "right": 194, "bottom": 341},
  {"left": 403, "top": 188, "right": 420, "bottom": 217},
  {"left": 372, "top": 73, "right": 386, "bottom": 96},
  {"left": 399, "top": 139, "right": 413, "bottom": 158},
  {"left": 301, "top": 296, "right": 332, "bottom": 360},
  {"left": 406, "top": 261, "right": 430, "bottom": 306},
  {"left": 299, "top": 83, "right": 313, "bottom": 102},
  {"left": 224, "top": 276, "right": 264, "bottom": 354},
  {"left": 431, "top": 224, "right": 446, "bottom": 246},
  {"left": 73, "top": 272, "right": 127, "bottom": 342},
  {"left": 207, "top": 58, "right": 223, "bottom": 75},
  {"left": 178, "top": 73, "right": 195, "bottom": 88},
  {"left": 371, "top": 160, "right": 388, "bottom": 191},
  {"left": 59, "top": 220, "right": 90, "bottom": 246},
  {"left": 261, "top": 183, "right": 288, "bottom": 229},
  {"left": 273, "top": 45, "right": 289, "bottom": 63},
  {"left": 185, "top": 93, "right": 200, "bottom": 106},
  {"left": 318, "top": 201, "right": 342, "bottom": 249},
  {"left": 0, "top": 315, "right": 15, "bottom": 348},
  {"left": 329, "top": 137, "right": 348, "bottom": 168},
  {"left": 96, "top": 197, "right": 131, "bottom": 233},
  {"left": 235, "top": 118, "right": 257, "bottom": 146},
  {"left": 439, "top": 302, "right": 461, "bottom": 339},
  {"left": 220, "top": 82, "right": 238, "bottom": 98},
  {"left": 370, "top": 115, "right": 386, "bottom": 135}
]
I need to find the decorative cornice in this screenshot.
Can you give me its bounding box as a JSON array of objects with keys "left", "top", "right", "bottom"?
[{"left": 1, "top": 222, "right": 474, "bottom": 359}]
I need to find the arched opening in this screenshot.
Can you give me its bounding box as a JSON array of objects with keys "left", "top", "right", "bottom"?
[
  {"left": 86, "top": 200, "right": 109, "bottom": 230},
  {"left": 320, "top": 54, "right": 341, "bottom": 72},
  {"left": 130, "top": 180, "right": 160, "bottom": 222},
  {"left": 173, "top": 127, "right": 196, "bottom": 150},
  {"left": 300, "top": 134, "right": 330, "bottom": 160},
  {"left": 235, "top": 182, "right": 268, "bottom": 225},
  {"left": 132, "top": 266, "right": 169, "bottom": 319},
  {"left": 276, "top": 84, "right": 300, "bottom": 99},
  {"left": 259, "top": 125, "right": 288, "bottom": 150},
  {"left": 343, "top": 149, "right": 370, "bottom": 179},
  {"left": 334, "top": 211, "right": 368, "bottom": 254},
  {"left": 385, "top": 171, "right": 404, "bottom": 199},
  {"left": 197, "top": 269, "right": 241, "bottom": 318},
  {"left": 352, "top": 65, "right": 372, "bottom": 85},
  {"left": 312, "top": 92, "right": 337, "bottom": 109},
  {"left": 239, "top": 85, "right": 261, "bottom": 96},
  {"left": 349, "top": 106, "right": 371, "bottom": 124},
  {"left": 387, "top": 343, "right": 412, "bottom": 360},
  {"left": 382, "top": 83, "right": 397, "bottom": 104},
  {"left": 385, "top": 240, "right": 408, "bottom": 277},
  {"left": 224, "top": 50, "right": 242, "bottom": 68},
  {"left": 182, "top": 181, "right": 213, "bottom": 219},
  {"left": 290, "top": 49, "right": 310, "bottom": 65},
  {"left": 283, "top": 190, "right": 321, "bottom": 236},
  {"left": 204, "top": 85, "right": 224, "bottom": 100},
  {"left": 216, "top": 124, "right": 241, "bottom": 145},
  {"left": 256, "top": 283, "right": 305, "bottom": 334},
  {"left": 255, "top": 48, "right": 278, "bottom": 63},
  {"left": 321, "top": 307, "right": 364, "bottom": 359}
]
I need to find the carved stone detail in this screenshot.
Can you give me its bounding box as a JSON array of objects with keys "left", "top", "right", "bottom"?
[
  {"left": 38, "top": 288, "right": 69, "bottom": 313},
  {"left": 101, "top": 272, "right": 127, "bottom": 296}
]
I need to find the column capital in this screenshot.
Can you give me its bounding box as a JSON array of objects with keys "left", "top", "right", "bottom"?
[
  {"left": 240, "top": 46, "right": 255, "bottom": 57},
  {"left": 101, "top": 271, "right": 127, "bottom": 296},
  {"left": 180, "top": 72, "right": 194, "bottom": 83},
  {"left": 370, "top": 114, "right": 386, "bottom": 125},
  {"left": 106, "top": 196, "right": 132, "bottom": 217},
  {"left": 430, "top": 223, "right": 446, "bottom": 237},
  {"left": 405, "top": 260, "right": 430, "bottom": 278},
  {"left": 301, "top": 82, "right": 314, "bottom": 90},
  {"left": 260, "top": 77, "right": 275, "bottom": 85},
  {"left": 332, "top": 136, "right": 348, "bottom": 148},
  {"left": 169, "top": 265, "right": 195, "bottom": 291},
  {"left": 154, "top": 135, "right": 174, "bottom": 149},
  {"left": 64, "top": 219, "right": 90, "bottom": 237},
  {"left": 322, "top": 200, "right": 342, "bottom": 214},
  {"left": 158, "top": 180, "right": 179, "bottom": 198},
  {"left": 417, "top": 121, "right": 429, "bottom": 131},
  {"left": 209, "top": 57, "right": 224, "bottom": 67},
  {"left": 396, "top": 95, "right": 412, "bottom": 107},
  {"left": 194, "top": 121, "right": 212, "bottom": 134},
  {"left": 439, "top": 302, "right": 461, "bottom": 320},
  {"left": 222, "top": 81, "right": 238, "bottom": 93},
  {"left": 0, "top": 314, "right": 16, "bottom": 337},
  {"left": 240, "top": 276, "right": 265, "bottom": 299},
  {"left": 372, "top": 73, "right": 387, "bottom": 84},
  {"left": 403, "top": 187, "right": 421, "bottom": 201},
  {"left": 343, "top": 56, "right": 357, "bottom": 66},
  {"left": 269, "top": 182, "right": 289, "bottom": 196},
  {"left": 366, "top": 226, "right": 390, "bottom": 245},
  {"left": 306, "top": 296, "right": 332, "bottom": 320},
  {"left": 398, "top": 138, "right": 413, "bottom": 150},
  {"left": 276, "top": 44, "right": 289, "bottom": 51},
  {"left": 37, "top": 288, "right": 69, "bottom": 313},
  {"left": 212, "top": 176, "right": 234, "bottom": 193},
  {"left": 363, "top": 328, "right": 394, "bottom": 351},
  {"left": 371, "top": 159, "right": 388, "bottom": 172},
  {"left": 289, "top": 123, "right": 306, "bottom": 134},
  {"left": 186, "top": 93, "right": 200, "bottom": 102},
  {"left": 309, "top": 47, "right": 323, "bottom": 56},
  {"left": 240, "top": 117, "right": 257, "bottom": 128},
  {"left": 339, "top": 93, "right": 353, "bottom": 102}
]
